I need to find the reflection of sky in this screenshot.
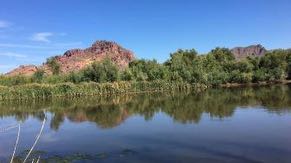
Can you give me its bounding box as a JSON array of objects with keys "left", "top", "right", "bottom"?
[{"left": 0, "top": 107, "right": 291, "bottom": 162}]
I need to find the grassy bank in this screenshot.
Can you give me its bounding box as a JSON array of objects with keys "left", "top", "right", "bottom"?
[
  {"left": 0, "top": 81, "right": 208, "bottom": 100},
  {"left": 1, "top": 79, "right": 291, "bottom": 101}
]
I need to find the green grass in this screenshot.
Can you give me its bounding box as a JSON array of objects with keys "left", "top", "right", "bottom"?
[{"left": 0, "top": 81, "right": 208, "bottom": 100}]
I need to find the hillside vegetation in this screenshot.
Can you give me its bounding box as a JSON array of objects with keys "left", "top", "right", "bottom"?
[{"left": 1, "top": 44, "right": 291, "bottom": 99}]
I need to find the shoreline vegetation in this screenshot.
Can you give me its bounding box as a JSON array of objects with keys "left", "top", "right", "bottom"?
[
  {"left": 0, "top": 81, "right": 204, "bottom": 100},
  {"left": 1, "top": 80, "right": 290, "bottom": 100},
  {"left": 1, "top": 47, "right": 291, "bottom": 100}
]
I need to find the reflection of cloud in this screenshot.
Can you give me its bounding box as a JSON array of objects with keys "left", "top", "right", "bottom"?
[
  {"left": 31, "top": 32, "right": 53, "bottom": 43},
  {"left": 0, "top": 52, "right": 27, "bottom": 58},
  {"left": 41, "top": 132, "right": 58, "bottom": 143},
  {"left": 0, "top": 20, "right": 11, "bottom": 28}
]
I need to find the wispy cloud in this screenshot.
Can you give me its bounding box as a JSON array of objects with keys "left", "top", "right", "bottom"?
[
  {"left": 0, "top": 64, "right": 16, "bottom": 68},
  {"left": 0, "top": 64, "right": 17, "bottom": 74},
  {"left": 0, "top": 64, "right": 17, "bottom": 71},
  {"left": 0, "top": 43, "right": 51, "bottom": 49},
  {"left": 0, "top": 42, "right": 83, "bottom": 49},
  {"left": 0, "top": 20, "right": 11, "bottom": 28},
  {"left": 31, "top": 32, "right": 54, "bottom": 43},
  {"left": 0, "top": 52, "right": 27, "bottom": 58}
]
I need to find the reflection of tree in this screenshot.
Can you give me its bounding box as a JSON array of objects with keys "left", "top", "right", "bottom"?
[
  {"left": 66, "top": 105, "right": 129, "bottom": 129},
  {"left": 50, "top": 113, "right": 64, "bottom": 131},
  {"left": 1, "top": 85, "right": 291, "bottom": 130}
]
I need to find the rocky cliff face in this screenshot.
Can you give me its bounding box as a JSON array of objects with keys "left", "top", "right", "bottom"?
[
  {"left": 54, "top": 41, "right": 135, "bottom": 74},
  {"left": 6, "top": 41, "right": 135, "bottom": 76},
  {"left": 231, "top": 44, "right": 267, "bottom": 59}
]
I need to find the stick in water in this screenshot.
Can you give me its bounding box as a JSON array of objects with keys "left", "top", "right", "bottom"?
[
  {"left": 10, "top": 124, "right": 21, "bottom": 163},
  {"left": 36, "top": 156, "right": 40, "bottom": 163},
  {"left": 23, "top": 118, "right": 46, "bottom": 163}
]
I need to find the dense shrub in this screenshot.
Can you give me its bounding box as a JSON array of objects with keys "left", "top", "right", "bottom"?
[
  {"left": 66, "top": 71, "right": 84, "bottom": 83},
  {"left": 33, "top": 69, "right": 45, "bottom": 83},
  {"left": 82, "top": 59, "right": 119, "bottom": 83},
  {"left": 46, "top": 56, "right": 61, "bottom": 75}
]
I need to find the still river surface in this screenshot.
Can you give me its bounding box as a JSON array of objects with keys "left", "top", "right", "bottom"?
[{"left": 0, "top": 85, "right": 291, "bottom": 163}]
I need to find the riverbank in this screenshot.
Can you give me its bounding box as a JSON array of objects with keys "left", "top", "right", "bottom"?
[
  {"left": 220, "top": 80, "right": 291, "bottom": 88},
  {"left": 0, "top": 81, "right": 208, "bottom": 100},
  {"left": 1, "top": 80, "right": 291, "bottom": 101}
]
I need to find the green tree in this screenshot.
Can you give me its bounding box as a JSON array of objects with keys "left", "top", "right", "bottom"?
[
  {"left": 120, "top": 68, "right": 133, "bottom": 81},
  {"left": 33, "top": 69, "right": 45, "bottom": 83},
  {"left": 83, "top": 59, "right": 119, "bottom": 83},
  {"left": 66, "top": 71, "right": 84, "bottom": 83},
  {"left": 165, "top": 49, "right": 198, "bottom": 82},
  {"left": 46, "top": 56, "right": 61, "bottom": 75},
  {"left": 129, "top": 59, "right": 169, "bottom": 81},
  {"left": 209, "top": 48, "right": 235, "bottom": 63}
]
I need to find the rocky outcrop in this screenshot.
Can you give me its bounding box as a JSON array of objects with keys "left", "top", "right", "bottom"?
[
  {"left": 6, "top": 40, "right": 135, "bottom": 76},
  {"left": 231, "top": 44, "right": 267, "bottom": 59},
  {"left": 6, "top": 65, "right": 38, "bottom": 76},
  {"left": 55, "top": 41, "right": 135, "bottom": 73}
]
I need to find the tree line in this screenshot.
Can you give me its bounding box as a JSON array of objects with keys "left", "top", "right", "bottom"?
[{"left": 1, "top": 47, "right": 291, "bottom": 87}]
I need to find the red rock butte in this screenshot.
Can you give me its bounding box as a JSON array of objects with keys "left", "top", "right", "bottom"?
[{"left": 6, "top": 40, "right": 135, "bottom": 76}]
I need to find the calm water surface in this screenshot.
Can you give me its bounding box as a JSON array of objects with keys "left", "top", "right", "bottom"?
[{"left": 0, "top": 85, "right": 291, "bottom": 163}]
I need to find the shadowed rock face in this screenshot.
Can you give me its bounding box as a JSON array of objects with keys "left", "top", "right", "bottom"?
[
  {"left": 231, "top": 44, "right": 267, "bottom": 59},
  {"left": 6, "top": 41, "right": 135, "bottom": 76}
]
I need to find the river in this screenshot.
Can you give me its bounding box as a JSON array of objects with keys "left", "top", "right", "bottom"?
[{"left": 0, "top": 85, "right": 291, "bottom": 162}]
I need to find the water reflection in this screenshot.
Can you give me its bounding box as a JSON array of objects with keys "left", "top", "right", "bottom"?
[{"left": 0, "top": 84, "right": 291, "bottom": 130}]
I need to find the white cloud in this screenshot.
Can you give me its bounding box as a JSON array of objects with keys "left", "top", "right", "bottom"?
[
  {"left": 0, "top": 52, "right": 27, "bottom": 58},
  {"left": 0, "top": 64, "right": 17, "bottom": 74},
  {"left": 0, "top": 64, "right": 15, "bottom": 68},
  {"left": 31, "top": 32, "right": 54, "bottom": 43},
  {"left": 0, "top": 43, "right": 45, "bottom": 49},
  {"left": 0, "top": 42, "right": 83, "bottom": 49},
  {"left": 0, "top": 20, "right": 11, "bottom": 28}
]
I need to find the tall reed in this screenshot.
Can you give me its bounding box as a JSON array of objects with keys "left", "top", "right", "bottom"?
[{"left": 0, "top": 81, "right": 207, "bottom": 100}]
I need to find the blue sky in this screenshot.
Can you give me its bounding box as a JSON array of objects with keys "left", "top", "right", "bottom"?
[{"left": 0, "top": 0, "right": 291, "bottom": 73}]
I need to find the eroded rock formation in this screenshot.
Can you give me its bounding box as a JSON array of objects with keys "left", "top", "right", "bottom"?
[{"left": 231, "top": 44, "right": 267, "bottom": 59}]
